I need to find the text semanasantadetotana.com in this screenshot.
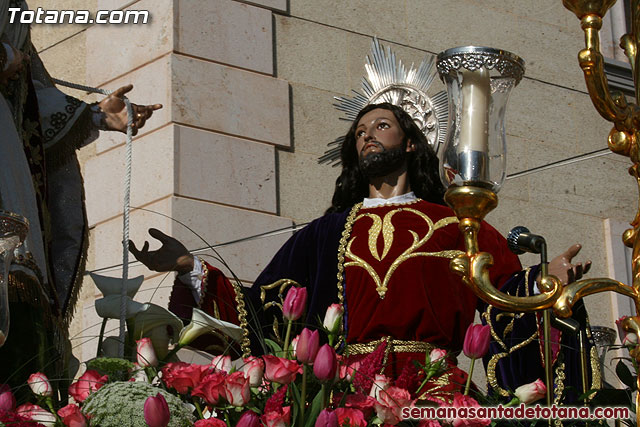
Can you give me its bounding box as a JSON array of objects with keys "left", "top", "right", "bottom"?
[
  {"left": 402, "top": 404, "right": 630, "bottom": 421},
  {"left": 8, "top": 7, "right": 149, "bottom": 25}
]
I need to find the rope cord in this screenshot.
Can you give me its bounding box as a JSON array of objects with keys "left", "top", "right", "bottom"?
[{"left": 53, "top": 77, "right": 133, "bottom": 357}]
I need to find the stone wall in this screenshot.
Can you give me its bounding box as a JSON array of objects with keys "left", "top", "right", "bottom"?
[{"left": 29, "top": 0, "right": 636, "bottom": 387}]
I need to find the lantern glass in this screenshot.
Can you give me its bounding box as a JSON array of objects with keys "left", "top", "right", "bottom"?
[{"left": 436, "top": 46, "right": 525, "bottom": 192}]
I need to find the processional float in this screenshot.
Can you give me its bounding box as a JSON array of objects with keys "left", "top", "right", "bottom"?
[{"left": 324, "top": 35, "right": 609, "bottom": 418}]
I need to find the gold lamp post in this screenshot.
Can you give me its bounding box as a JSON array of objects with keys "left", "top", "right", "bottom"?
[
  {"left": 560, "top": 0, "right": 640, "bottom": 422},
  {"left": 436, "top": 46, "right": 565, "bottom": 406},
  {"left": 436, "top": 4, "right": 640, "bottom": 422}
]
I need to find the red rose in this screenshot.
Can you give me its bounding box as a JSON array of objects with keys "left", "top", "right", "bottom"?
[
  {"left": 263, "top": 355, "right": 300, "bottom": 384},
  {"left": 194, "top": 419, "right": 227, "bottom": 427},
  {"left": 448, "top": 393, "right": 490, "bottom": 427},
  {"left": 192, "top": 372, "right": 227, "bottom": 405},
  {"left": 374, "top": 386, "right": 414, "bottom": 425},
  {"left": 68, "top": 370, "right": 107, "bottom": 403},
  {"left": 223, "top": 371, "right": 250, "bottom": 407},
  {"left": 58, "top": 404, "right": 88, "bottom": 427},
  {"left": 240, "top": 356, "right": 264, "bottom": 387},
  {"left": 16, "top": 403, "right": 57, "bottom": 426},
  {"left": 162, "top": 362, "right": 209, "bottom": 394},
  {"left": 345, "top": 393, "right": 377, "bottom": 419},
  {"left": 262, "top": 406, "right": 291, "bottom": 427},
  {"left": 334, "top": 408, "right": 367, "bottom": 427}
]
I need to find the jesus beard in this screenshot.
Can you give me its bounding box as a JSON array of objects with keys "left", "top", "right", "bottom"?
[{"left": 358, "top": 143, "right": 408, "bottom": 178}]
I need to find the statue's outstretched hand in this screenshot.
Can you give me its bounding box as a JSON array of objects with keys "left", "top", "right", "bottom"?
[
  {"left": 98, "top": 84, "right": 162, "bottom": 135},
  {"left": 128, "top": 228, "right": 194, "bottom": 274},
  {"left": 548, "top": 244, "right": 592, "bottom": 285}
]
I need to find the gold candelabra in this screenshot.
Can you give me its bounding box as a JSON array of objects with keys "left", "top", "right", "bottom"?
[{"left": 436, "top": 2, "right": 640, "bottom": 422}]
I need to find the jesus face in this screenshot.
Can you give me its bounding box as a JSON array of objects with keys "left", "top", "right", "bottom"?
[{"left": 354, "top": 108, "right": 414, "bottom": 177}]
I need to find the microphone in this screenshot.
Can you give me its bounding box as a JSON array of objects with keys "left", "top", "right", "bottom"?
[{"left": 507, "top": 226, "right": 546, "bottom": 255}]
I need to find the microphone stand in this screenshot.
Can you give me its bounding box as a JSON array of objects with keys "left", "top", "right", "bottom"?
[
  {"left": 538, "top": 242, "right": 554, "bottom": 407},
  {"left": 539, "top": 241, "right": 589, "bottom": 405}
]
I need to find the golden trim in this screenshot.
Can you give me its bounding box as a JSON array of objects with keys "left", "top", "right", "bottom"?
[
  {"left": 486, "top": 352, "right": 511, "bottom": 397},
  {"left": 259, "top": 279, "right": 303, "bottom": 348},
  {"left": 228, "top": 276, "right": 251, "bottom": 358},
  {"left": 483, "top": 271, "right": 540, "bottom": 398},
  {"left": 196, "top": 257, "right": 208, "bottom": 310},
  {"left": 346, "top": 337, "right": 436, "bottom": 355},
  {"left": 336, "top": 203, "right": 363, "bottom": 305},
  {"left": 344, "top": 205, "right": 462, "bottom": 298},
  {"left": 553, "top": 361, "right": 566, "bottom": 406}
]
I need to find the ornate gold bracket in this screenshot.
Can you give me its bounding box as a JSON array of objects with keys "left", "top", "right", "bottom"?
[{"left": 445, "top": 185, "right": 564, "bottom": 312}]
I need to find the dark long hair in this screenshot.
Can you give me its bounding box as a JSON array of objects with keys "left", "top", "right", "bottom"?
[{"left": 326, "top": 103, "right": 445, "bottom": 213}]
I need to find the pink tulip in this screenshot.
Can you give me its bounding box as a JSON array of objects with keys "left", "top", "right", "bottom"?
[
  {"left": 514, "top": 378, "right": 547, "bottom": 404},
  {"left": 282, "top": 286, "right": 307, "bottom": 321},
  {"left": 315, "top": 409, "right": 339, "bottom": 427},
  {"left": 263, "top": 355, "right": 300, "bottom": 384},
  {"left": 240, "top": 356, "right": 264, "bottom": 387},
  {"left": 144, "top": 393, "right": 170, "bottom": 427},
  {"left": 322, "top": 304, "right": 344, "bottom": 334},
  {"left": 68, "top": 370, "right": 107, "bottom": 403},
  {"left": 313, "top": 344, "right": 337, "bottom": 382},
  {"left": 296, "top": 328, "right": 320, "bottom": 364},
  {"left": 224, "top": 371, "right": 251, "bottom": 407},
  {"left": 211, "top": 355, "right": 232, "bottom": 373},
  {"left": 462, "top": 323, "right": 491, "bottom": 359},
  {"left": 58, "top": 404, "right": 88, "bottom": 427},
  {"left": 136, "top": 337, "right": 158, "bottom": 367},
  {"left": 237, "top": 410, "right": 261, "bottom": 427},
  {"left": 16, "top": 403, "right": 57, "bottom": 426},
  {"left": 28, "top": 372, "right": 53, "bottom": 397},
  {"left": 0, "top": 383, "right": 16, "bottom": 412}
]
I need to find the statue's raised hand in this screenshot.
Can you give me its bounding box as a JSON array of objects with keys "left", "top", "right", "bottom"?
[
  {"left": 128, "top": 228, "right": 194, "bottom": 274},
  {"left": 548, "top": 244, "right": 591, "bottom": 285}
]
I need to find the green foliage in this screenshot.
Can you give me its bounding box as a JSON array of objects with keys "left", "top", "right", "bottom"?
[
  {"left": 82, "top": 381, "right": 195, "bottom": 427},
  {"left": 86, "top": 357, "right": 135, "bottom": 382}
]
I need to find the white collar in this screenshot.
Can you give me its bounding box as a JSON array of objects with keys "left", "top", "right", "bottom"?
[{"left": 362, "top": 191, "right": 417, "bottom": 208}]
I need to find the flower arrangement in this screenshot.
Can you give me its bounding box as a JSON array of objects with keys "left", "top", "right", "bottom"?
[{"left": 0, "top": 284, "right": 549, "bottom": 426}]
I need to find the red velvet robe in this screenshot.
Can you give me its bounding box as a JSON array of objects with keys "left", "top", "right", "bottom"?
[{"left": 170, "top": 199, "right": 521, "bottom": 359}]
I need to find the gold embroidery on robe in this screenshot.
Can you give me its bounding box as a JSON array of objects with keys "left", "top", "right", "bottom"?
[{"left": 344, "top": 207, "right": 462, "bottom": 298}]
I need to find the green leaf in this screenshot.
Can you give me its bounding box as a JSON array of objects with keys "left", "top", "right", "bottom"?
[
  {"left": 264, "top": 338, "right": 283, "bottom": 355},
  {"left": 304, "top": 389, "right": 326, "bottom": 427},
  {"left": 290, "top": 381, "right": 302, "bottom": 409},
  {"left": 616, "top": 360, "right": 636, "bottom": 389}
]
